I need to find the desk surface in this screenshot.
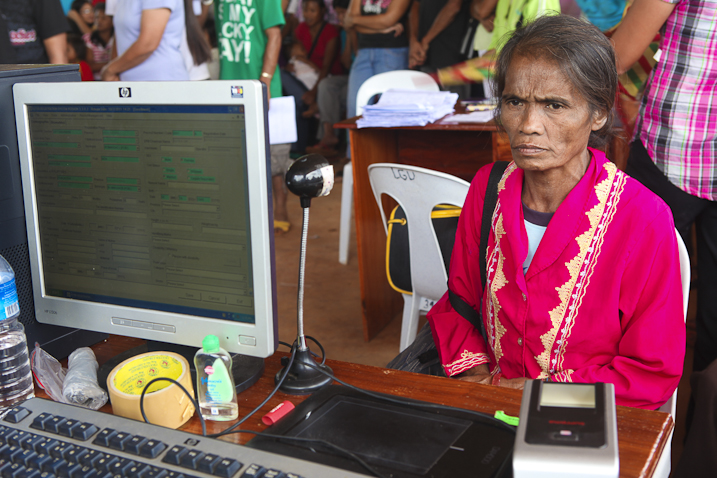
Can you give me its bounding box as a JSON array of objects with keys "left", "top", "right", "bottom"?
[
  {"left": 36, "top": 335, "right": 673, "bottom": 478},
  {"left": 335, "top": 115, "right": 500, "bottom": 132}
]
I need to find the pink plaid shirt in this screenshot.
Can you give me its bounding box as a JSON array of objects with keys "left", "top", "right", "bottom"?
[{"left": 636, "top": 0, "right": 717, "bottom": 201}]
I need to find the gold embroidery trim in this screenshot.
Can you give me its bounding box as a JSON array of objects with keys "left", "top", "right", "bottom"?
[
  {"left": 535, "top": 162, "right": 622, "bottom": 377},
  {"left": 445, "top": 350, "right": 490, "bottom": 376}
]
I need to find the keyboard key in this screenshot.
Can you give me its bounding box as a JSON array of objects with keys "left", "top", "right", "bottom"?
[
  {"left": 137, "top": 466, "right": 169, "bottom": 478},
  {"left": 33, "top": 454, "right": 52, "bottom": 472},
  {"left": 241, "top": 464, "right": 266, "bottom": 478},
  {"left": 161, "top": 445, "right": 187, "bottom": 466},
  {"left": 67, "top": 463, "right": 92, "bottom": 478},
  {"left": 44, "top": 418, "right": 67, "bottom": 435},
  {"left": 106, "top": 458, "right": 135, "bottom": 476},
  {"left": 93, "top": 455, "right": 119, "bottom": 472},
  {"left": 71, "top": 424, "right": 98, "bottom": 442},
  {"left": 49, "top": 443, "right": 72, "bottom": 460},
  {"left": 179, "top": 450, "right": 204, "bottom": 470},
  {"left": 123, "top": 436, "right": 147, "bottom": 456},
  {"left": 124, "top": 463, "right": 149, "bottom": 477},
  {"left": 0, "top": 445, "right": 22, "bottom": 462},
  {"left": 0, "top": 427, "right": 15, "bottom": 446},
  {"left": 263, "top": 469, "right": 286, "bottom": 478},
  {"left": 16, "top": 449, "right": 37, "bottom": 467},
  {"left": 138, "top": 440, "right": 165, "bottom": 459},
  {"left": 3, "top": 462, "right": 24, "bottom": 477},
  {"left": 63, "top": 447, "right": 89, "bottom": 465},
  {"left": 34, "top": 439, "right": 59, "bottom": 456},
  {"left": 57, "top": 420, "right": 81, "bottom": 438},
  {"left": 107, "top": 432, "right": 132, "bottom": 452},
  {"left": 213, "top": 458, "right": 241, "bottom": 478},
  {"left": 7, "top": 432, "right": 28, "bottom": 447},
  {"left": 196, "top": 454, "right": 220, "bottom": 474},
  {"left": 3, "top": 407, "right": 30, "bottom": 424},
  {"left": 19, "top": 435, "right": 44, "bottom": 452},
  {"left": 43, "top": 458, "right": 68, "bottom": 475},
  {"left": 92, "top": 430, "right": 116, "bottom": 448},
  {"left": 78, "top": 450, "right": 102, "bottom": 467},
  {"left": 29, "top": 414, "right": 52, "bottom": 432}
]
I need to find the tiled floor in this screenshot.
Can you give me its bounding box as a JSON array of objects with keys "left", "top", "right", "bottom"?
[{"left": 275, "top": 175, "right": 695, "bottom": 474}]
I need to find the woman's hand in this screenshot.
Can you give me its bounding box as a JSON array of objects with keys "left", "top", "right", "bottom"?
[
  {"left": 381, "top": 22, "right": 404, "bottom": 37},
  {"left": 302, "top": 89, "right": 317, "bottom": 105},
  {"left": 479, "top": 13, "right": 495, "bottom": 32},
  {"left": 100, "top": 63, "right": 120, "bottom": 81},
  {"left": 409, "top": 38, "right": 426, "bottom": 68},
  {"left": 455, "top": 364, "right": 492, "bottom": 384},
  {"left": 497, "top": 376, "right": 526, "bottom": 390},
  {"left": 456, "top": 365, "right": 527, "bottom": 390},
  {"left": 343, "top": 10, "right": 355, "bottom": 29}
]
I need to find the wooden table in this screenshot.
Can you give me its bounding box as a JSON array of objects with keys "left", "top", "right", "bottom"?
[
  {"left": 38, "top": 335, "right": 673, "bottom": 477},
  {"left": 334, "top": 118, "right": 507, "bottom": 341}
]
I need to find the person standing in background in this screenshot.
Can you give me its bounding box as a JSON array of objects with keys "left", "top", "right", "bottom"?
[
  {"left": 408, "top": 0, "right": 471, "bottom": 98},
  {"left": 67, "top": 0, "right": 94, "bottom": 35},
  {"left": 102, "top": 0, "right": 189, "bottom": 81},
  {"left": 0, "top": 0, "right": 68, "bottom": 64},
  {"left": 612, "top": 0, "right": 717, "bottom": 373},
  {"left": 343, "top": 0, "right": 410, "bottom": 153},
  {"left": 215, "top": 0, "right": 295, "bottom": 235}
]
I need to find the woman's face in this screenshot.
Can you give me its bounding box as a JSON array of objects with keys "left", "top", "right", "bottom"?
[
  {"left": 302, "top": 1, "right": 324, "bottom": 27},
  {"left": 500, "top": 55, "right": 606, "bottom": 175},
  {"left": 79, "top": 3, "right": 94, "bottom": 24}
]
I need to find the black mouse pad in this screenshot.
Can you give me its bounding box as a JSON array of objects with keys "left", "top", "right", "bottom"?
[{"left": 247, "top": 385, "right": 515, "bottom": 478}]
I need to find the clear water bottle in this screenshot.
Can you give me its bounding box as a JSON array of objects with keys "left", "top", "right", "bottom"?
[
  {"left": 0, "top": 255, "right": 34, "bottom": 409},
  {"left": 194, "top": 335, "right": 238, "bottom": 421}
]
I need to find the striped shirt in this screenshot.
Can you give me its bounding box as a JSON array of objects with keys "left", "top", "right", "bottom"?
[{"left": 636, "top": 0, "right": 717, "bottom": 201}]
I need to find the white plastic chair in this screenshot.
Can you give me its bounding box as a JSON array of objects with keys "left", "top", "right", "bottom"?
[
  {"left": 653, "top": 229, "right": 691, "bottom": 478},
  {"left": 339, "top": 70, "right": 440, "bottom": 265},
  {"left": 368, "top": 163, "right": 470, "bottom": 351}
]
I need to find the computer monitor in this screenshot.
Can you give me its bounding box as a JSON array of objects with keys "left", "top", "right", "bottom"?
[{"left": 13, "top": 81, "right": 278, "bottom": 361}]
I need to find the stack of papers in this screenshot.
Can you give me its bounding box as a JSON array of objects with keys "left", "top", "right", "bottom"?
[{"left": 356, "top": 89, "right": 459, "bottom": 128}]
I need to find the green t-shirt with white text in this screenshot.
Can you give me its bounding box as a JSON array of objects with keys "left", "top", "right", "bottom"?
[{"left": 215, "top": 0, "right": 285, "bottom": 99}]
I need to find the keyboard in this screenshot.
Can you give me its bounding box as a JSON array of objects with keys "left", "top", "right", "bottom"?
[{"left": 0, "top": 397, "right": 368, "bottom": 478}]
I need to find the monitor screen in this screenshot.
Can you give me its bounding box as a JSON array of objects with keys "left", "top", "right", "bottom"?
[{"left": 14, "top": 81, "right": 277, "bottom": 357}]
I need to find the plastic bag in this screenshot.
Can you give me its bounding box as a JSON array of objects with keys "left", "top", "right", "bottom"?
[
  {"left": 62, "top": 347, "right": 108, "bottom": 410},
  {"left": 30, "top": 343, "right": 67, "bottom": 403}
]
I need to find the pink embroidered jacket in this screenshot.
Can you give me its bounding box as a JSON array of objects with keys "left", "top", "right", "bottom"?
[{"left": 427, "top": 149, "right": 685, "bottom": 409}]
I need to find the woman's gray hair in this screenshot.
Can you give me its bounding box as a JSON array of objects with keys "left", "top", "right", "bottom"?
[{"left": 492, "top": 15, "right": 618, "bottom": 148}]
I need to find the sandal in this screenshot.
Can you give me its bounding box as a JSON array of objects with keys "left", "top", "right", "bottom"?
[{"left": 274, "top": 220, "right": 291, "bottom": 234}]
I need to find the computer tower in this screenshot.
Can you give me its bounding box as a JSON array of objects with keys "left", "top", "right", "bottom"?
[{"left": 0, "top": 65, "right": 107, "bottom": 359}]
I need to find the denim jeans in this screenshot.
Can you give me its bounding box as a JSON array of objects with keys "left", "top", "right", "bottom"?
[
  {"left": 346, "top": 47, "right": 409, "bottom": 156},
  {"left": 281, "top": 69, "right": 310, "bottom": 154}
]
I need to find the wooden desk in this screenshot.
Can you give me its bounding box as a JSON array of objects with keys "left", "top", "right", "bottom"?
[
  {"left": 39, "top": 335, "right": 672, "bottom": 478},
  {"left": 334, "top": 118, "right": 506, "bottom": 341}
]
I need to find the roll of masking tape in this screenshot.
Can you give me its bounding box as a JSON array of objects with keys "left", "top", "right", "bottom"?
[{"left": 107, "top": 351, "right": 195, "bottom": 429}]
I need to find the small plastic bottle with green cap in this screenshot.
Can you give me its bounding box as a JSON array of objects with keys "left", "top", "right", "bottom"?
[{"left": 194, "top": 335, "right": 238, "bottom": 421}]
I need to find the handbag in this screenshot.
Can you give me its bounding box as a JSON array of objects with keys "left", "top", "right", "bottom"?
[
  {"left": 387, "top": 161, "right": 510, "bottom": 373},
  {"left": 385, "top": 204, "right": 461, "bottom": 295}
]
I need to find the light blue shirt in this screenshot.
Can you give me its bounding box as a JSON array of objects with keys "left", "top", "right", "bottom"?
[
  {"left": 114, "top": 0, "right": 189, "bottom": 81},
  {"left": 523, "top": 220, "right": 547, "bottom": 275}
]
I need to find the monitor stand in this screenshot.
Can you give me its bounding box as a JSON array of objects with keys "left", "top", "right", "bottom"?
[{"left": 97, "top": 339, "right": 264, "bottom": 395}]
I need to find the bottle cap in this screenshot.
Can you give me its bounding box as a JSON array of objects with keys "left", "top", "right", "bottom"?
[{"left": 202, "top": 335, "right": 220, "bottom": 353}]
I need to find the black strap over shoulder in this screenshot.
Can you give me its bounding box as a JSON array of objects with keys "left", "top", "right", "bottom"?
[{"left": 449, "top": 161, "right": 509, "bottom": 342}]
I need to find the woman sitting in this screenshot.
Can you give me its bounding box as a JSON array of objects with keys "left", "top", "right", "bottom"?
[{"left": 419, "top": 15, "right": 684, "bottom": 410}]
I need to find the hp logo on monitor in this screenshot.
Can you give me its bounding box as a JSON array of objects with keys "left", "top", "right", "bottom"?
[{"left": 119, "top": 87, "right": 131, "bottom": 98}]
